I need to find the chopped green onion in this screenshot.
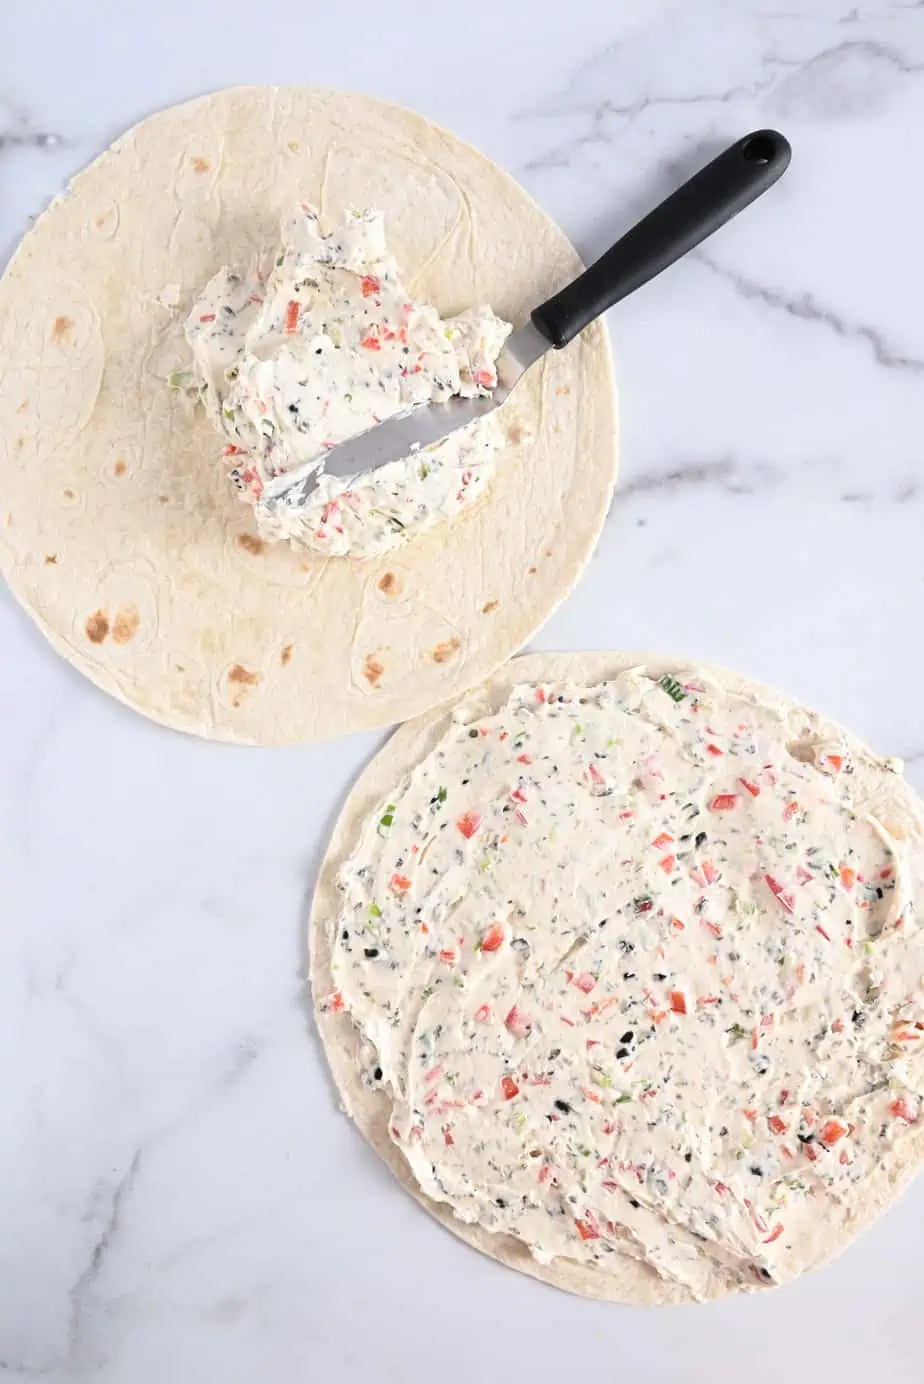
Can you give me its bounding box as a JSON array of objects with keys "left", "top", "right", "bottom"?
[{"left": 659, "top": 674, "right": 687, "bottom": 703}]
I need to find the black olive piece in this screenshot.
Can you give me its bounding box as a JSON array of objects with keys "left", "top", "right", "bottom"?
[
  {"left": 554, "top": 1099, "right": 571, "bottom": 1114},
  {"left": 797, "top": 1133, "right": 814, "bottom": 1145},
  {"left": 653, "top": 973, "right": 667, "bottom": 982},
  {"left": 750, "top": 1164, "right": 764, "bottom": 1177},
  {"left": 342, "top": 930, "right": 349, "bottom": 940},
  {"left": 468, "top": 728, "right": 479, "bottom": 738},
  {"left": 628, "top": 1198, "right": 640, "bottom": 1209},
  {"left": 373, "top": 1067, "right": 382, "bottom": 1081},
  {"left": 623, "top": 972, "right": 636, "bottom": 981},
  {"left": 364, "top": 948, "right": 379, "bottom": 959},
  {"left": 719, "top": 1126, "right": 728, "bottom": 1137},
  {"left": 548, "top": 1048, "right": 561, "bottom": 1060},
  {"left": 695, "top": 832, "right": 708, "bottom": 848},
  {"left": 620, "top": 1031, "right": 634, "bottom": 1044},
  {"left": 684, "top": 1151, "right": 693, "bottom": 1163},
  {"left": 495, "top": 1198, "right": 506, "bottom": 1208},
  {"left": 616, "top": 1047, "right": 629, "bottom": 1059}
]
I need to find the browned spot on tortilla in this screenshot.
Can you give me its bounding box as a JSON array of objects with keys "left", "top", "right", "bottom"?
[
  {"left": 63, "top": 488, "right": 75, "bottom": 500},
  {"left": 45, "top": 555, "right": 58, "bottom": 566},
  {"left": 191, "top": 156, "right": 211, "bottom": 173},
  {"left": 236, "top": 532, "right": 265, "bottom": 556},
  {"left": 86, "top": 611, "right": 109, "bottom": 644},
  {"left": 15, "top": 399, "right": 28, "bottom": 413},
  {"left": 158, "top": 494, "right": 169, "bottom": 504},
  {"left": 554, "top": 385, "right": 571, "bottom": 396},
  {"left": 506, "top": 424, "right": 523, "bottom": 445},
  {"left": 51, "top": 315, "right": 74, "bottom": 343},
  {"left": 431, "top": 638, "right": 461, "bottom": 664},
  {"left": 229, "top": 664, "right": 260, "bottom": 687},
  {"left": 113, "top": 458, "right": 127, "bottom": 478},
  {"left": 15, "top": 436, "right": 24, "bottom": 452},
  {"left": 482, "top": 599, "right": 500, "bottom": 614},
  {"left": 364, "top": 654, "right": 385, "bottom": 686},
  {"left": 95, "top": 214, "right": 107, "bottom": 229},
  {"left": 378, "top": 571, "right": 397, "bottom": 595},
  {"left": 112, "top": 607, "right": 140, "bottom": 645},
  {"left": 544, "top": 548, "right": 553, "bottom": 558},
  {"left": 281, "top": 643, "right": 294, "bottom": 666},
  {"left": 528, "top": 566, "right": 537, "bottom": 575},
  {"left": 287, "top": 140, "right": 300, "bottom": 153}
]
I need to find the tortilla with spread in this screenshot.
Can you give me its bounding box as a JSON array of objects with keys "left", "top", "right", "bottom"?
[
  {"left": 0, "top": 87, "right": 616, "bottom": 743},
  {"left": 310, "top": 651, "right": 924, "bottom": 1303}
]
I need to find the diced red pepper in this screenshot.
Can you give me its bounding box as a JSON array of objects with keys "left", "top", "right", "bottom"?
[
  {"left": 505, "top": 1005, "right": 533, "bottom": 1039},
  {"left": 706, "top": 743, "right": 724, "bottom": 757},
  {"left": 889, "top": 1095, "right": 919, "bottom": 1123},
  {"left": 480, "top": 923, "right": 505, "bottom": 953},
  {"left": 763, "top": 1223, "right": 784, "bottom": 1245},
  {"left": 456, "top": 811, "right": 481, "bottom": 839},
  {"left": 819, "top": 1118, "right": 848, "bottom": 1147},
  {"left": 669, "top": 990, "right": 688, "bottom": 1015},
  {"left": 783, "top": 799, "right": 800, "bottom": 822},
  {"left": 764, "top": 874, "right": 795, "bottom": 914},
  {"left": 389, "top": 873, "right": 412, "bottom": 893},
  {"left": 575, "top": 1218, "right": 600, "bottom": 1241},
  {"left": 651, "top": 831, "right": 674, "bottom": 850},
  {"left": 839, "top": 864, "right": 857, "bottom": 891},
  {"left": 768, "top": 1114, "right": 788, "bottom": 1135},
  {"left": 285, "top": 300, "right": 300, "bottom": 332},
  {"left": 710, "top": 793, "right": 739, "bottom": 811},
  {"left": 702, "top": 920, "right": 723, "bottom": 939},
  {"left": 360, "top": 274, "right": 381, "bottom": 297},
  {"left": 702, "top": 860, "right": 720, "bottom": 885},
  {"left": 474, "top": 1004, "right": 491, "bottom": 1024},
  {"left": 739, "top": 778, "right": 761, "bottom": 797},
  {"left": 360, "top": 331, "right": 381, "bottom": 350},
  {"left": 501, "top": 1075, "right": 519, "bottom": 1100}
]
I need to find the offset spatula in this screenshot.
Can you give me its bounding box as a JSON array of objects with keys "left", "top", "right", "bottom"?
[{"left": 269, "top": 130, "right": 790, "bottom": 502}]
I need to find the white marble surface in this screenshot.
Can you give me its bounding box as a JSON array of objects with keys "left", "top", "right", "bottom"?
[{"left": 3, "top": 0, "right": 924, "bottom": 1379}]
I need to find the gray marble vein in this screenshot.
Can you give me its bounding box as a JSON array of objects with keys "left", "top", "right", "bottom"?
[
  {"left": 694, "top": 250, "right": 924, "bottom": 373},
  {"left": 68, "top": 1150, "right": 143, "bottom": 1370}
]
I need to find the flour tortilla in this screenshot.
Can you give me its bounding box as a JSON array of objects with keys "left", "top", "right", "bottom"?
[
  {"left": 0, "top": 88, "right": 616, "bottom": 744},
  {"left": 310, "top": 651, "right": 924, "bottom": 1303}
]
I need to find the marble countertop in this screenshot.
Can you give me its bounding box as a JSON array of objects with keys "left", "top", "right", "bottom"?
[{"left": 3, "top": 1, "right": 924, "bottom": 1380}]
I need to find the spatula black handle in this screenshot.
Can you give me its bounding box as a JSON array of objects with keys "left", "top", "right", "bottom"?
[{"left": 531, "top": 129, "right": 791, "bottom": 349}]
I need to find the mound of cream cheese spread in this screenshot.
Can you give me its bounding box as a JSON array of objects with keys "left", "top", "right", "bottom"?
[
  {"left": 185, "top": 206, "right": 511, "bottom": 558},
  {"left": 322, "top": 669, "right": 922, "bottom": 1297}
]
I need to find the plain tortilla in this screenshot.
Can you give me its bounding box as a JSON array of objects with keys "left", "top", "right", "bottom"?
[
  {"left": 0, "top": 86, "right": 616, "bottom": 744},
  {"left": 310, "top": 650, "right": 924, "bottom": 1304}
]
